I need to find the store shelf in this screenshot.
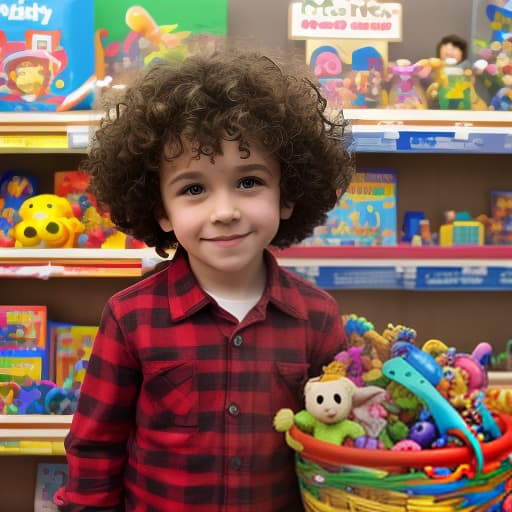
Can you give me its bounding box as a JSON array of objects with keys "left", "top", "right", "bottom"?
[
  {"left": 4, "top": 245, "right": 512, "bottom": 288},
  {"left": 276, "top": 246, "right": 512, "bottom": 290},
  {"left": 345, "top": 109, "right": 512, "bottom": 154},
  {"left": 0, "top": 248, "right": 164, "bottom": 278},
  {"left": 0, "top": 415, "right": 70, "bottom": 455},
  {"left": 0, "top": 111, "right": 102, "bottom": 151},
  {"left": 2, "top": 109, "right": 512, "bottom": 154}
]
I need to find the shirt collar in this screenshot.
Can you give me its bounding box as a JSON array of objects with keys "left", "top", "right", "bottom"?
[{"left": 166, "top": 247, "right": 308, "bottom": 322}]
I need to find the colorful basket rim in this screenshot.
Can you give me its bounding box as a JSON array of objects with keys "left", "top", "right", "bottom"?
[{"left": 289, "top": 412, "right": 512, "bottom": 470}]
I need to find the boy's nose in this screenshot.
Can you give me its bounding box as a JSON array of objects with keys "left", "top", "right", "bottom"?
[{"left": 209, "top": 198, "right": 241, "bottom": 224}]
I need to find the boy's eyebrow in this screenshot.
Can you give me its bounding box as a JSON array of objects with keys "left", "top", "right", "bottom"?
[
  {"left": 168, "top": 164, "right": 273, "bottom": 185},
  {"left": 233, "top": 163, "right": 273, "bottom": 174}
]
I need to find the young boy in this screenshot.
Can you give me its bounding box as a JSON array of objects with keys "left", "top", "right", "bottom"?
[{"left": 55, "top": 48, "right": 354, "bottom": 511}]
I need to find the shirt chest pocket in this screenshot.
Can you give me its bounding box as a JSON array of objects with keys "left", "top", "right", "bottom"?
[
  {"left": 139, "top": 361, "right": 198, "bottom": 432},
  {"left": 271, "top": 362, "right": 310, "bottom": 413}
]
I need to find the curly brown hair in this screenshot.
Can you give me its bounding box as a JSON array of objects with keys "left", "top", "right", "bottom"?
[{"left": 83, "top": 48, "right": 354, "bottom": 256}]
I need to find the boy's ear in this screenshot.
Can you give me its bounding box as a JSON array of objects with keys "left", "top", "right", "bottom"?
[
  {"left": 155, "top": 206, "right": 173, "bottom": 232},
  {"left": 280, "top": 202, "right": 294, "bottom": 220},
  {"left": 158, "top": 216, "right": 173, "bottom": 232}
]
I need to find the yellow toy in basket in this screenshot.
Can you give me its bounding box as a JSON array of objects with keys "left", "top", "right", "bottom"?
[{"left": 273, "top": 315, "right": 512, "bottom": 512}]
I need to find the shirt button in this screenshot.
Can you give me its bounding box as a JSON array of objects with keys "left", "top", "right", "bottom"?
[
  {"left": 232, "top": 335, "right": 243, "bottom": 347},
  {"left": 231, "top": 456, "right": 242, "bottom": 471},
  {"left": 228, "top": 403, "right": 240, "bottom": 416}
]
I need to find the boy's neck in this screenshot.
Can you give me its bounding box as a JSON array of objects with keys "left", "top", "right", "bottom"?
[{"left": 188, "top": 254, "right": 267, "bottom": 301}]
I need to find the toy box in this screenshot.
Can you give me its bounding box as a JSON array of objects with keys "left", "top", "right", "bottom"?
[
  {"left": 95, "top": 0, "right": 228, "bottom": 87},
  {"left": 48, "top": 322, "right": 97, "bottom": 387},
  {"left": 302, "top": 169, "right": 398, "bottom": 246},
  {"left": 34, "top": 462, "right": 68, "bottom": 511},
  {"left": 0, "top": 305, "right": 49, "bottom": 380},
  {"left": 489, "top": 191, "right": 512, "bottom": 244},
  {"left": 0, "top": 305, "right": 46, "bottom": 350},
  {"left": 0, "top": 0, "right": 95, "bottom": 111}
]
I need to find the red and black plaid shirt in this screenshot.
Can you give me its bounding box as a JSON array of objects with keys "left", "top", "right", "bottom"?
[{"left": 55, "top": 248, "right": 346, "bottom": 512}]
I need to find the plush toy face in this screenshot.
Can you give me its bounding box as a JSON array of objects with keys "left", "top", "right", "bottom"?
[
  {"left": 13, "top": 193, "right": 83, "bottom": 248},
  {"left": 304, "top": 377, "right": 355, "bottom": 425}
]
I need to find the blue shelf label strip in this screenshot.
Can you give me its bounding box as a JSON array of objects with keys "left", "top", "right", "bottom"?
[
  {"left": 285, "top": 266, "right": 512, "bottom": 290},
  {"left": 353, "top": 131, "right": 512, "bottom": 154}
]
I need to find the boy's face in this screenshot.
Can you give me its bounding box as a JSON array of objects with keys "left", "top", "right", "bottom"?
[{"left": 158, "top": 139, "right": 293, "bottom": 290}]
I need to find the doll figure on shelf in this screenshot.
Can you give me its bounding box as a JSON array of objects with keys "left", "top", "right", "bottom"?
[
  {"left": 426, "top": 34, "right": 487, "bottom": 110},
  {"left": 386, "top": 59, "right": 429, "bottom": 109}
]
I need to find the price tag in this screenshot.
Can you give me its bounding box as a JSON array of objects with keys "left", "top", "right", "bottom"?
[
  {"left": 0, "top": 134, "right": 68, "bottom": 148},
  {"left": 67, "top": 126, "right": 91, "bottom": 149}
]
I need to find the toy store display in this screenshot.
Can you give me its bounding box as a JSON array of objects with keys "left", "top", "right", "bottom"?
[
  {"left": 0, "top": 305, "right": 97, "bottom": 415},
  {"left": 290, "top": 0, "right": 512, "bottom": 111},
  {"left": 274, "top": 314, "right": 512, "bottom": 511},
  {"left": 0, "top": 169, "right": 146, "bottom": 249},
  {"left": 296, "top": 162, "right": 512, "bottom": 247},
  {"left": 0, "top": 0, "right": 95, "bottom": 112},
  {"left": 54, "top": 170, "right": 145, "bottom": 249},
  {"left": 0, "top": 1, "right": 227, "bottom": 113}
]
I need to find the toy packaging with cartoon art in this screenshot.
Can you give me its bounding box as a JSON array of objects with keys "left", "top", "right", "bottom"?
[
  {"left": 48, "top": 321, "right": 98, "bottom": 388},
  {"left": 0, "top": 0, "right": 95, "bottom": 111},
  {"left": 301, "top": 169, "right": 398, "bottom": 246},
  {"left": 94, "top": 0, "right": 227, "bottom": 88},
  {"left": 0, "top": 305, "right": 49, "bottom": 381}
]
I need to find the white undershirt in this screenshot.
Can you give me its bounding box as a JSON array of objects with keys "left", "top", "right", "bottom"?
[{"left": 206, "top": 291, "right": 261, "bottom": 322}]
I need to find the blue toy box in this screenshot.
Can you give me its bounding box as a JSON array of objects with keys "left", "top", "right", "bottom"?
[
  {"left": 302, "top": 169, "right": 398, "bottom": 246},
  {"left": 0, "top": 0, "right": 95, "bottom": 111}
]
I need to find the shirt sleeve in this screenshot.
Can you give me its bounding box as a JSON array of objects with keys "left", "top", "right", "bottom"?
[
  {"left": 308, "top": 293, "right": 346, "bottom": 378},
  {"left": 54, "top": 300, "right": 140, "bottom": 511}
]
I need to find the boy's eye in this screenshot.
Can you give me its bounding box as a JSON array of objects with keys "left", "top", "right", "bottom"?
[
  {"left": 184, "top": 184, "right": 204, "bottom": 196},
  {"left": 239, "top": 177, "right": 261, "bottom": 189}
]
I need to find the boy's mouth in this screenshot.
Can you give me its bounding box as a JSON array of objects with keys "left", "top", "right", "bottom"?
[{"left": 205, "top": 233, "right": 249, "bottom": 247}]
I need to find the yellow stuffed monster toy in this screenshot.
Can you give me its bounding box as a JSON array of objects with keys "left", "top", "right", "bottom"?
[{"left": 13, "top": 194, "right": 84, "bottom": 248}]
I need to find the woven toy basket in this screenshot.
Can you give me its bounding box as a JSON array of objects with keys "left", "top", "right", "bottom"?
[{"left": 285, "top": 413, "right": 512, "bottom": 512}]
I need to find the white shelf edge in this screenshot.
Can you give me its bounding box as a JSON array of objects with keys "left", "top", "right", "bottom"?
[
  {"left": 0, "top": 111, "right": 103, "bottom": 125},
  {"left": 0, "top": 248, "right": 161, "bottom": 260},
  {"left": 0, "top": 429, "right": 68, "bottom": 440},
  {"left": 345, "top": 108, "right": 512, "bottom": 123},
  {"left": 0, "top": 415, "right": 71, "bottom": 425},
  {"left": 2, "top": 109, "right": 511, "bottom": 127}
]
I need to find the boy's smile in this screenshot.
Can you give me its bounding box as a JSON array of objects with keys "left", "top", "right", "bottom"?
[{"left": 158, "top": 139, "right": 293, "bottom": 299}]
